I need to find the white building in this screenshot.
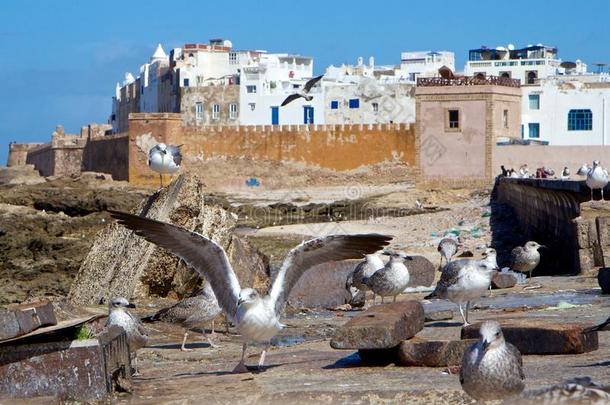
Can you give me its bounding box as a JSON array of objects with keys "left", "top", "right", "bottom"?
[
  {"left": 464, "top": 44, "right": 587, "bottom": 85},
  {"left": 521, "top": 74, "right": 610, "bottom": 145},
  {"left": 139, "top": 44, "right": 170, "bottom": 113},
  {"left": 239, "top": 53, "right": 325, "bottom": 125},
  {"left": 399, "top": 51, "right": 455, "bottom": 81}
]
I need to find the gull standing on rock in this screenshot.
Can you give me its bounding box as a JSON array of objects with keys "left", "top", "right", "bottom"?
[
  {"left": 510, "top": 241, "right": 544, "bottom": 282},
  {"left": 585, "top": 160, "right": 609, "bottom": 200},
  {"left": 561, "top": 166, "right": 570, "bottom": 180},
  {"left": 144, "top": 282, "right": 222, "bottom": 351},
  {"left": 105, "top": 297, "right": 148, "bottom": 374},
  {"left": 346, "top": 253, "right": 385, "bottom": 306},
  {"left": 460, "top": 321, "right": 525, "bottom": 401},
  {"left": 425, "top": 248, "right": 498, "bottom": 325},
  {"left": 363, "top": 252, "right": 412, "bottom": 304},
  {"left": 148, "top": 143, "right": 182, "bottom": 187},
  {"left": 281, "top": 75, "right": 324, "bottom": 107},
  {"left": 108, "top": 210, "right": 391, "bottom": 373}
]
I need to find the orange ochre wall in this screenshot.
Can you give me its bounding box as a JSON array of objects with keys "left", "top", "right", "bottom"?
[{"left": 127, "top": 113, "right": 415, "bottom": 186}]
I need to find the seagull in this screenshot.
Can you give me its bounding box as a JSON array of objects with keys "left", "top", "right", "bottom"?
[
  {"left": 501, "top": 165, "right": 509, "bottom": 177},
  {"left": 280, "top": 75, "right": 323, "bottom": 107},
  {"left": 144, "top": 282, "right": 222, "bottom": 351},
  {"left": 425, "top": 248, "right": 498, "bottom": 325},
  {"left": 345, "top": 253, "right": 385, "bottom": 306},
  {"left": 561, "top": 166, "right": 570, "bottom": 180},
  {"left": 362, "top": 251, "right": 412, "bottom": 304},
  {"left": 460, "top": 321, "right": 525, "bottom": 401},
  {"left": 519, "top": 164, "right": 530, "bottom": 178},
  {"left": 108, "top": 210, "right": 391, "bottom": 373},
  {"left": 510, "top": 241, "right": 544, "bottom": 282},
  {"left": 585, "top": 160, "right": 609, "bottom": 200},
  {"left": 148, "top": 143, "right": 182, "bottom": 187},
  {"left": 437, "top": 236, "right": 460, "bottom": 269},
  {"left": 577, "top": 163, "right": 590, "bottom": 176},
  {"left": 105, "top": 297, "right": 148, "bottom": 374},
  {"left": 505, "top": 377, "right": 610, "bottom": 404},
  {"left": 509, "top": 169, "right": 519, "bottom": 178}
]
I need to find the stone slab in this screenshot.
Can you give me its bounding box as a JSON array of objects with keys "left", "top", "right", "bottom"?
[
  {"left": 0, "top": 302, "right": 57, "bottom": 341},
  {"left": 597, "top": 216, "right": 610, "bottom": 267},
  {"left": 491, "top": 273, "right": 517, "bottom": 289},
  {"left": 424, "top": 310, "right": 453, "bottom": 322},
  {"left": 330, "top": 301, "right": 424, "bottom": 350},
  {"left": 461, "top": 321, "right": 598, "bottom": 354},
  {"left": 406, "top": 256, "right": 435, "bottom": 287},
  {"left": 398, "top": 337, "right": 478, "bottom": 367},
  {"left": 574, "top": 218, "right": 594, "bottom": 249}
]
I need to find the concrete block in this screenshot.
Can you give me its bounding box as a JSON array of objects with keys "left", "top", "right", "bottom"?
[
  {"left": 330, "top": 301, "right": 425, "bottom": 350},
  {"left": 597, "top": 216, "right": 610, "bottom": 267},
  {"left": 461, "top": 320, "right": 598, "bottom": 354},
  {"left": 578, "top": 248, "right": 595, "bottom": 274},
  {"left": 491, "top": 273, "right": 517, "bottom": 289},
  {"left": 407, "top": 256, "right": 435, "bottom": 287},
  {"left": 398, "top": 337, "right": 478, "bottom": 367},
  {"left": 425, "top": 310, "right": 453, "bottom": 322},
  {"left": 574, "top": 218, "right": 593, "bottom": 249},
  {"left": 0, "top": 302, "right": 56, "bottom": 341}
]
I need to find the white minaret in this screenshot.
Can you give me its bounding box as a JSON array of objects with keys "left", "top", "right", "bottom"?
[
  {"left": 150, "top": 43, "right": 167, "bottom": 62},
  {"left": 115, "top": 82, "right": 121, "bottom": 100}
]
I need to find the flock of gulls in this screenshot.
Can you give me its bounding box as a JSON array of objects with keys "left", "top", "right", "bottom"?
[
  {"left": 102, "top": 156, "right": 610, "bottom": 402},
  {"left": 501, "top": 160, "right": 609, "bottom": 200}
]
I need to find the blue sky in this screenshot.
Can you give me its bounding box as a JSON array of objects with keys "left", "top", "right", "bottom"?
[{"left": 1, "top": 0, "right": 609, "bottom": 165}]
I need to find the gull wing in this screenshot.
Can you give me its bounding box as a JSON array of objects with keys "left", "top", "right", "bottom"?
[
  {"left": 267, "top": 234, "right": 392, "bottom": 315},
  {"left": 281, "top": 93, "right": 303, "bottom": 107},
  {"left": 303, "top": 75, "right": 323, "bottom": 93},
  {"left": 166, "top": 145, "right": 182, "bottom": 166},
  {"left": 108, "top": 210, "right": 241, "bottom": 319}
]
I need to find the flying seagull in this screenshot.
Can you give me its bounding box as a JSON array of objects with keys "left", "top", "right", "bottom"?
[
  {"left": 281, "top": 75, "right": 323, "bottom": 107},
  {"left": 108, "top": 210, "right": 391, "bottom": 373},
  {"left": 148, "top": 143, "right": 182, "bottom": 187}
]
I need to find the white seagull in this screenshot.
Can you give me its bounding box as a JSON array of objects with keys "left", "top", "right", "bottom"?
[
  {"left": 108, "top": 210, "right": 391, "bottom": 373},
  {"left": 105, "top": 297, "right": 148, "bottom": 374},
  {"left": 560, "top": 166, "right": 570, "bottom": 180},
  {"left": 148, "top": 143, "right": 182, "bottom": 187},
  {"left": 585, "top": 160, "right": 609, "bottom": 200},
  {"left": 281, "top": 75, "right": 324, "bottom": 107}
]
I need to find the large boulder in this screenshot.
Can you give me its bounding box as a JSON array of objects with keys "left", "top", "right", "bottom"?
[{"left": 68, "top": 173, "right": 269, "bottom": 305}]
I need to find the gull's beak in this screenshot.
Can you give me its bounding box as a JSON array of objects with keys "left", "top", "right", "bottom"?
[
  {"left": 403, "top": 255, "right": 414, "bottom": 261},
  {"left": 237, "top": 297, "right": 245, "bottom": 306},
  {"left": 481, "top": 339, "right": 490, "bottom": 352},
  {"left": 381, "top": 251, "right": 392, "bottom": 256},
  {"left": 127, "top": 303, "right": 136, "bottom": 309},
  {"left": 539, "top": 244, "right": 547, "bottom": 249}
]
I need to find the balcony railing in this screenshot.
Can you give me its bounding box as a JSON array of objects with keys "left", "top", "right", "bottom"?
[{"left": 417, "top": 75, "right": 521, "bottom": 88}]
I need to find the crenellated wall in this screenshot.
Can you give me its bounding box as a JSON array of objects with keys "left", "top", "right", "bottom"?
[
  {"left": 82, "top": 133, "right": 129, "bottom": 181},
  {"left": 127, "top": 113, "right": 416, "bottom": 186}
]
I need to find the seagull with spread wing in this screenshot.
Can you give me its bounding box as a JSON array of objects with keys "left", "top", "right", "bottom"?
[
  {"left": 108, "top": 210, "right": 391, "bottom": 373},
  {"left": 280, "top": 75, "right": 323, "bottom": 107}
]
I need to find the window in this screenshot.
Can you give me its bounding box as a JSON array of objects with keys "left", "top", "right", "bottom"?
[
  {"left": 372, "top": 102, "right": 379, "bottom": 112},
  {"left": 448, "top": 109, "right": 460, "bottom": 129},
  {"left": 499, "top": 71, "right": 511, "bottom": 78},
  {"left": 229, "top": 103, "right": 238, "bottom": 119},
  {"left": 330, "top": 100, "right": 338, "bottom": 109},
  {"left": 196, "top": 76, "right": 204, "bottom": 86},
  {"left": 249, "top": 102, "right": 256, "bottom": 111},
  {"left": 568, "top": 109, "right": 592, "bottom": 131},
  {"left": 212, "top": 104, "right": 220, "bottom": 120},
  {"left": 526, "top": 70, "right": 537, "bottom": 85},
  {"left": 183, "top": 78, "right": 189, "bottom": 87},
  {"left": 503, "top": 109, "right": 508, "bottom": 128},
  {"left": 528, "top": 123, "right": 540, "bottom": 138},
  {"left": 349, "top": 99, "right": 360, "bottom": 109},
  {"left": 528, "top": 94, "right": 540, "bottom": 110},
  {"left": 246, "top": 85, "right": 257, "bottom": 93},
  {"left": 195, "top": 102, "right": 203, "bottom": 121}
]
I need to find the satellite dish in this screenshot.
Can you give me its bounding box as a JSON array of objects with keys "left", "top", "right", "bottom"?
[
  {"left": 560, "top": 61, "right": 577, "bottom": 69},
  {"left": 507, "top": 44, "right": 515, "bottom": 51},
  {"left": 496, "top": 46, "right": 507, "bottom": 51}
]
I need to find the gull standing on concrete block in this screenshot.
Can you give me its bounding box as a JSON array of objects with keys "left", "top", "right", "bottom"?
[
  {"left": 144, "top": 282, "right": 222, "bottom": 351},
  {"left": 108, "top": 210, "right": 391, "bottom": 373},
  {"left": 561, "top": 166, "right": 570, "bottom": 180},
  {"left": 148, "top": 143, "right": 182, "bottom": 187},
  {"left": 363, "top": 251, "right": 412, "bottom": 304},
  {"left": 425, "top": 248, "right": 498, "bottom": 325},
  {"left": 346, "top": 253, "right": 385, "bottom": 306},
  {"left": 105, "top": 297, "right": 148, "bottom": 374},
  {"left": 460, "top": 321, "right": 525, "bottom": 401},
  {"left": 281, "top": 75, "right": 323, "bottom": 107},
  {"left": 585, "top": 160, "right": 609, "bottom": 200},
  {"left": 510, "top": 241, "right": 544, "bottom": 282}
]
